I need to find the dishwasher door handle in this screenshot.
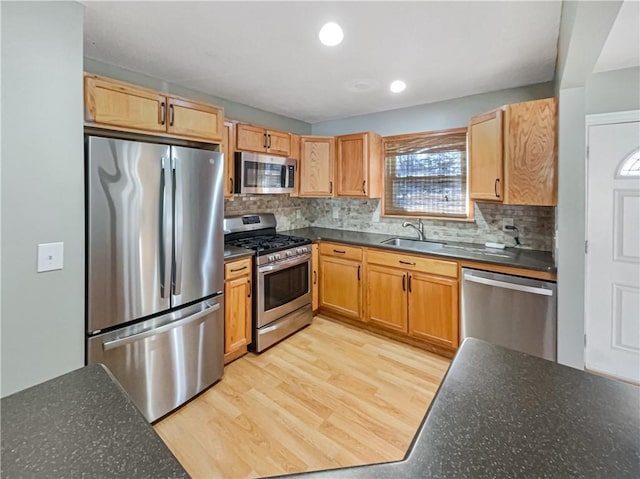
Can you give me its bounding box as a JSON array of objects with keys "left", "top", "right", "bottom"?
[{"left": 463, "top": 273, "right": 553, "bottom": 297}]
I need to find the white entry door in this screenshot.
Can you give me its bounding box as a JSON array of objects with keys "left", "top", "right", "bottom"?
[{"left": 585, "top": 112, "right": 640, "bottom": 383}]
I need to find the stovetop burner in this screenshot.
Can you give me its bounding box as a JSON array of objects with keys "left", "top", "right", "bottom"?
[{"left": 226, "top": 234, "right": 311, "bottom": 255}]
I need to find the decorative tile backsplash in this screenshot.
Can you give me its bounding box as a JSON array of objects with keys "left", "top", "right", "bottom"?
[
  {"left": 224, "top": 196, "right": 313, "bottom": 231},
  {"left": 225, "top": 196, "right": 555, "bottom": 251}
]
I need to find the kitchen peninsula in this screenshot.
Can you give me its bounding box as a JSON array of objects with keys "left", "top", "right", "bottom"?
[{"left": 2, "top": 340, "right": 638, "bottom": 478}]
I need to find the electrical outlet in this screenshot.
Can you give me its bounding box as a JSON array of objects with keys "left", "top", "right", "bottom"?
[
  {"left": 502, "top": 218, "right": 514, "bottom": 231},
  {"left": 296, "top": 210, "right": 301, "bottom": 220},
  {"left": 332, "top": 206, "right": 340, "bottom": 220}
]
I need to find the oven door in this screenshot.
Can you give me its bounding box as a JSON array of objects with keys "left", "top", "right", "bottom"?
[{"left": 257, "top": 254, "right": 312, "bottom": 328}]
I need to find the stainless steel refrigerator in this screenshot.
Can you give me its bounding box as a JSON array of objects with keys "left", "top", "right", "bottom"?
[{"left": 85, "top": 135, "right": 225, "bottom": 422}]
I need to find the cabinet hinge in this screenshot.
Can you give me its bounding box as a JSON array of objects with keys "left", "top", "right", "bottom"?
[
  {"left": 584, "top": 334, "right": 587, "bottom": 347},
  {"left": 586, "top": 146, "right": 589, "bottom": 160},
  {"left": 584, "top": 240, "right": 588, "bottom": 254}
]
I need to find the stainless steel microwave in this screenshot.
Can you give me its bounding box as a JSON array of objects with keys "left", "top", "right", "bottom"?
[{"left": 234, "top": 152, "right": 296, "bottom": 194}]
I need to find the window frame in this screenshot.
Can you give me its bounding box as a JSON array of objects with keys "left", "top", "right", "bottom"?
[{"left": 381, "top": 127, "right": 474, "bottom": 221}]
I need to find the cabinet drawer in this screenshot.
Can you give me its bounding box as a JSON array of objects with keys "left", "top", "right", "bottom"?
[
  {"left": 367, "top": 249, "right": 457, "bottom": 278},
  {"left": 224, "top": 257, "right": 252, "bottom": 280},
  {"left": 319, "top": 242, "right": 363, "bottom": 261}
]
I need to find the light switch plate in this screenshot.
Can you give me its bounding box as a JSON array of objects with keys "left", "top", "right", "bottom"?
[{"left": 37, "top": 242, "right": 64, "bottom": 272}]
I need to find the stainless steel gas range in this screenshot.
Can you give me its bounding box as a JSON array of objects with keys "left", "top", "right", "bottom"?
[{"left": 224, "top": 214, "right": 313, "bottom": 352}]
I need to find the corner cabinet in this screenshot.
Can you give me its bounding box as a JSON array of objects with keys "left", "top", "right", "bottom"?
[
  {"left": 468, "top": 97, "right": 557, "bottom": 206},
  {"left": 224, "top": 257, "right": 252, "bottom": 365},
  {"left": 318, "top": 243, "right": 362, "bottom": 320},
  {"left": 299, "top": 136, "right": 335, "bottom": 197},
  {"left": 84, "top": 73, "right": 224, "bottom": 143},
  {"left": 236, "top": 123, "right": 291, "bottom": 157},
  {"left": 336, "top": 132, "right": 383, "bottom": 198}
]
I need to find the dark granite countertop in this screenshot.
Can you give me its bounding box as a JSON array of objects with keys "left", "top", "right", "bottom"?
[
  {"left": 281, "top": 227, "right": 556, "bottom": 274},
  {"left": 1, "top": 364, "right": 189, "bottom": 479},
  {"left": 224, "top": 244, "right": 255, "bottom": 261},
  {"left": 272, "top": 338, "right": 640, "bottom": 479}
]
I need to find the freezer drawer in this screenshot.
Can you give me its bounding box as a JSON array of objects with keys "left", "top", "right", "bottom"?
[
  {"left": 88, "top": 297, "right": 224, "bottom": 422},
  {"left": 461, "top": 268, "right": 557, "bottom": 361}
]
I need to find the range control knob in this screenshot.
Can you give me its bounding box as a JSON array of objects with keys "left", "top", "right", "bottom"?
[
  {"left": 296, "top": 248, "right": 303, "bottom": 254},
  {"left": 274, "top": 253, "right": 281, "bottom": 260},
  {"left": 286, "top": 250, "right": 293, "bottom": 257},
  {"left": 268, "top": 255, "right": 275, "bottom": 262}
]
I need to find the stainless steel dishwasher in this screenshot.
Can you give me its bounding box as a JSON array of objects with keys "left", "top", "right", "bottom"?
[{"left": 461, "top": 268, "right": 557, "bottom": 361}]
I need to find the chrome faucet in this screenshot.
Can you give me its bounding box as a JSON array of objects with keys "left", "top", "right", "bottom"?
[{"left": 402, "top": 219, "right": 425, "bottom": 240}]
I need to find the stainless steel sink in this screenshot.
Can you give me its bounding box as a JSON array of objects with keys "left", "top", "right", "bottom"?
[{"left": 380, "top": 237, "right": 445, "bottom": 252}]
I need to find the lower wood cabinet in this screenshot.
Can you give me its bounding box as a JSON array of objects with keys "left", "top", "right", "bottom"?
[
  {"left": 312, "top": 244, "right": 319, "bottom": 311},
  {"left": 318, "top": 243, "right": 363, "bottom": 320},
  {"left": 407, "top": 272, "right": 459, "bottom": 349},
  {"left": 364, "top": 248, "right": 460, "bottom": 353},
  {"left": 224, "top": 257, "right": 252, "bottom": 365}
]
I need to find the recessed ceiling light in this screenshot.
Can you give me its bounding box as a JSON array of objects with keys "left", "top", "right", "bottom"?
[
  {"left": 319, "top": 22, "right": 344, "bottom": 47},
  {"left": 390, "top": 80, "right": 407, "bottom": 93}
]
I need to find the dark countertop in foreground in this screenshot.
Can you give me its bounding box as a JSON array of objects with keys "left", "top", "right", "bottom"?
[
  {"left": 274, "top": 338, "right": 640, "bottom": 479},
  {"left": 281, "top": 227, "right": 556, "bottom": 274},
  {"left": 1, "top": 364, "right": 189, "bottom": 479}
]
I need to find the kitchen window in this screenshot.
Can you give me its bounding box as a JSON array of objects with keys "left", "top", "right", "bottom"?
[{"left": 383, "top": 127, "right": 469, "bottom": 219}]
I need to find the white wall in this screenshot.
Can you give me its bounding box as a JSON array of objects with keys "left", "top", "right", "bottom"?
[
  {"left": 1, "top": 1, "right": 85, "bottom": 396},
  {"left": 311, "top": 82, "right": 554, "bottom": 136},
  {"left": 586, "top": 66, "right": 640, "bottom": 114},
  {"left": 554, "top": 0, "right": 624, "bottom": 370}
]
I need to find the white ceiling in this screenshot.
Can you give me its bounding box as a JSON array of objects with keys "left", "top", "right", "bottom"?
[
  {"left": 83, "top": 1, "right": 562, "bottom": 124},
  {"left": 593, "top": 0, "right": 640, "bottom": 73}
]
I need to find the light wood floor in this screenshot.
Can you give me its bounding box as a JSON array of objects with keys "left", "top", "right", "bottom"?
[{"left": 154, "top": 317, "right": 451, "bottom": 478}]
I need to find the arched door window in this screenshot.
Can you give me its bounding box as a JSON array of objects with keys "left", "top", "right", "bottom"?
[{"left": 617, "top": 148, "right": 640, "bottom": 177}]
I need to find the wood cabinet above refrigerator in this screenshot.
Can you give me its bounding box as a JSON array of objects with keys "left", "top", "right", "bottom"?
[
  {"left": 468, "top": 97, "right": 557, "bottom": 206},
  {"left": 84, "top": 73, "right": 224, "bottom": 143}
]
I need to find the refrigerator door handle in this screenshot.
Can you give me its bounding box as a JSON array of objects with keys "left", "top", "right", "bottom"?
[
  {"left": 159, "top": 157, "right": 171, "bottom": 297},
  {"left": 172, "top": 156, "right": 184, "bottom": 295},
  {"left": 102, "top": 302, "right": 221, "bottom": 351}
]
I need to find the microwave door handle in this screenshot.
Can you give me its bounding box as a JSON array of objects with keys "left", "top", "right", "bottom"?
[{"left": 172, "top": 157, "right": 183, "bottom": 295}]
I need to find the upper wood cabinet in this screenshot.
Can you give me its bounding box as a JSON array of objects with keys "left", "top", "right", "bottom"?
[
  {"left": 222, "top": 120, "right": 235, "bottom": 198},
  {"left": 84, "top": 73, "right": 224, "bottom": 143},
  {"left": 236, "top": 123, "right": 291, "bottom": 157},
  {"left": 299, "top": 136, "right": 335, "bottom": 197},
  {"left": 468, "top": 97, "right": 557, "bottom": 206},
  {"left": 468, "top": 109, "right": 504, "bottom": 201},
  {"left": 165, "top": 97, "right": 224, "bottom": 142},
  {"left": 336, "top": 132, "right": 383, "bottom": 198}
]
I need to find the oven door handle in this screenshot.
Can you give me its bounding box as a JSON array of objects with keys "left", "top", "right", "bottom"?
[{"left": 259, "top": 254, "right": 311, "bottom": 273}]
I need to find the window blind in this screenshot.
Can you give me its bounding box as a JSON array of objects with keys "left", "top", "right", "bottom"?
[{"left": 384, "top": 129, "right": 468, "bottom": 218}]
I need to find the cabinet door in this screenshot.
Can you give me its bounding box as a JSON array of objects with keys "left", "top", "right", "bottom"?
[
  {"left": 503, "top": 98, "right": 557, "bottom": 206},
  {"left": 336, "top": 133, "right": 367, "bottom": 197},
  {"left": 319, "top": 256, "right": 361, "bottom": 319},
  {"left": 224, "top": 275, "right": 252, "bottom": 358},
  {"left": 84, "top": 75, "right": 166, "bottom": 133},
  {"left": 366, "top": 264, "right": 408, "bottom": 332},
  {"left": 299, "top": 136, "right": 335, "bottom": 197},
  {"left": 236, "top": 124, "right": 267, "bottom": 153},
  {"left": 469, "top": 109, "right": 503, "bottom": 201},
  {"left": 267, "top": 130, "right": 291, "bottom": 157},
  {"left": 408, "top": 273, "right": 459, "bottom": 349},
  {"left": 166, "top": 97, "right": 223, "bottom": 142},
  {"left": 312, "top": 244, "right": 319, "bottom": 311},
  {"left": 222, "top": 121, "right": 235, "bottom": 198}
]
